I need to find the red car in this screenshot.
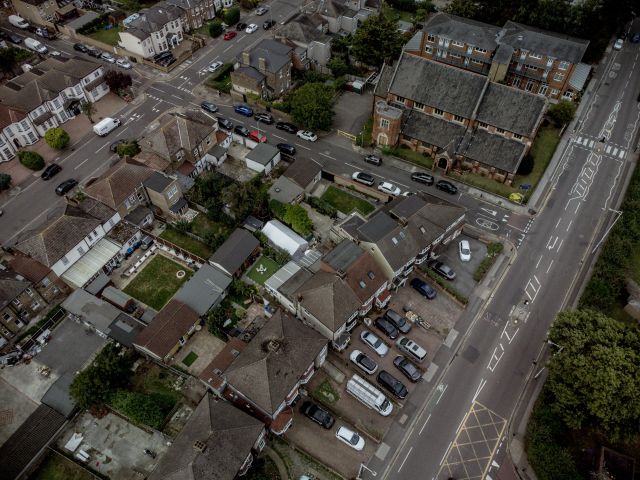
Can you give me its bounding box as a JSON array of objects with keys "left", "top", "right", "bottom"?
[
  {"left": 223, "top": 31, "right": 237, "bottom": 41},
  {"left": 249, "top": 130, "right": 267, "bottom": 143}
]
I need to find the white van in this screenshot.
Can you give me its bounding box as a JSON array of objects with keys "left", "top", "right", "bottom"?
[
  {"left": 93, "top": 117, "right": 121, "bottom": 136},
  {"left": 24, "top": 38, "right": 48, "bottom": 54},
  {"left": 8, "top": 15, "right": 29, "bottom": 29},
  {"left": 346, "top": 374, "right": 393, "bottom": 416}
]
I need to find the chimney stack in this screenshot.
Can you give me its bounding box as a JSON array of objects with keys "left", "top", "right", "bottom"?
[
  {"left": 258, "top": 57, "right": 267, "bottom": 73},
  {"left": 242, "top": 51, "right": 250, "bottom": 65}
]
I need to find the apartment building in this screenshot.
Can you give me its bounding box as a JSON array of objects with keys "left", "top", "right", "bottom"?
[{"left": 118, "top": 2, "right": 184, "bottom": 58}]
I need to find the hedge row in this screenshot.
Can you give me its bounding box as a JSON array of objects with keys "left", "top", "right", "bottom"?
[
  {"left": 472, "top": 242, "right": 504, "bottom": 282},
  {"left": 421, "top": 267, "right": 468, "bottom": 305}
]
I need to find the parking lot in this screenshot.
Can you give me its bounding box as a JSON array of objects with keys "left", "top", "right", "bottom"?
[{"left": 433, "top": 235, "right": 487, "bottom": 298}]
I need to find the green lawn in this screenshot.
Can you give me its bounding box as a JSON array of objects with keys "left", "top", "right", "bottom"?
[
  {"left": 513, "top": 125, "right": 561, "bottom": 190},
  {"left": 321, "top": 186, "right": 376, "bottom": 215},
  {"left": 88, "top": 25, "right": 122, "bottom": 46},
  {"left": 182, "top": 351, "right": 198, "bottom": 367},
  {"left": 246, "top": 256, "right": 281, "bottom": 285},
  {"left": 123, "top": 255, "right": 192, "bottom": 310},
  {"left": 383, "top": 146, "right": 434, "bottom": 169},
  {"left": 130, "top": 361, "right": 181, "bottom": 403},
  {"left": 448, "top": 171, "right": 519, "bottom": 198},
  {"left": 160, "top": 226, "right": 213, "bottom": 259},
  {"left": 190, "top": 214, "right": 228, "bottom": 239},
  {"left": 31, "top": 453, "right": 94, "bottom": 480}
]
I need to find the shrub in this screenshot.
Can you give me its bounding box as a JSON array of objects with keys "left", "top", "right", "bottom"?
[
  {"left": 224, "top": 6, "right": 240, "bottom": 24},
  {"left": 308, "top": 196, "right": 338, "bottom": 218},
  {"left": 116, "top": 141, "right": 140, "bottom": 157},
  {"left": 44, "top": 127, "right": 70, "bottom": 149},
  {"left": 0, "top": 173, "right": 11, "bottom": 191},
  {"left": 327, "top": 56, "right": 350, "bottom": 77},
  {"left": 283, "top": 204, "right": 313, "bottom": 236},
  {"left": 547, "top": 101, "right": 576, "bottom": 127},
  {"left": 209, "top": 19, "right": 223, "bottom": 37},
  {"left": 473, "top": 242, "right": 504, "bottom": 282},
  {"left": 18, "top": 150, "right": 44, "bottom": 170},
  {"left": 110, "top": 390, "right": 166, "bottom": 429},
  {"left": 264, "top": 245, "right": 290, "bottom": 265},
  {"left": 269, "top": 199, "right": 287, "bottom": 221}
]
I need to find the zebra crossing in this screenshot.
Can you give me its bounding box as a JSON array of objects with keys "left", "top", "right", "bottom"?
[{"left": 573, "top": 135, "right": 627, "bottom": 159}]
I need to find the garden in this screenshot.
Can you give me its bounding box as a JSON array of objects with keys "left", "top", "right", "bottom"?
[
  {"left": 246, "top": 255, "right": 282, "bottom": 286},
  {"left": 320, "top": 186, "right": 376, "bottom": 216},
  {"left": 159, "top": 225, "right": 214, "bottom": 259},
  {"left": 30, "top": 452, "right": 95, "bottom": 480}
]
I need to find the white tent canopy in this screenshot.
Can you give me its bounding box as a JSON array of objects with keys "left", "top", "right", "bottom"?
[{"left": 262, "top": 220, "right": 308, "bottom": 256}]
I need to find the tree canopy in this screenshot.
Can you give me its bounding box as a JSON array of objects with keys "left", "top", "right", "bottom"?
[
  {"left": 105, "top": 70, "right": 133, "bottom": 92},
  {"left": 283, "top": 204, "right": 313, "bottom": 236},
  {"left": 44, "top": 127, "right": 70, "bottom": 149},
  {"left": 209, "top": 20, "right": 223, "bottom": 38},
  {"left": 547, "top": 101, "right": 576, "bottom": 127},
  {"left": 0, "top": 173, "right": 12, "bottom": 191},
  {"left": 116, "top": 140, "right": 141, "bottom": 157},
  {"left": 351, "top": 14, "right": 404, "bottom": 67},
  {"left": 288, "top": 82, "right": 335, "bottom": 131},
  {"left": 546, "top": 309, "right": 640, "bottom": 441}
]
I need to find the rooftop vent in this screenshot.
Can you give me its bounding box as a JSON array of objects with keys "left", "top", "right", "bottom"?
[
  {"left": 367, "top": 271, "right": 375, "bottom": 280},
  {"left": 359, "top": 280, "right": 366, "bottom": 289},
  {"left": 419, "top": 226, "right": 426, "bottom": 234},
  {"left": 391, "top": 237, "right": 398, "bottom": 245},
  {"left": 266, "top": 339, "right": 281, "bottom": 353}
]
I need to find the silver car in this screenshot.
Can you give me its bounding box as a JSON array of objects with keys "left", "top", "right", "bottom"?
[{"left": 360, "top": 330, "right": 389, "bottom": 357}]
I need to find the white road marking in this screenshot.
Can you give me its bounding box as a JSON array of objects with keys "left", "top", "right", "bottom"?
[
  {"left": 398, "top": 446, "right": 413, "bottom": 473},
  {"left": 296, "top": 143, "right": 311, "bottom": 150},
  {"left": 619, "top": 149, "right": 626, "bottom": 158},
  {"left": 419, "top": 414, "right": 432, "bottom": 435},
  {"left": 480, "top": 207, "right": 497, "bottom": 216},
  {"left": 435, "top": 383, "right": 448, "bottom": 404},
  {"left": 557, "top": 238, "right": 564, "bottom": 252},
  {"left": 440, "top": 442, "right": 453, "bottom": 466},
  {"left": 536, "top": 254, "right": 543, "bottom": 269},
  {"left": 472, "top": 378, "right": 487, "bottom": 402},
  {"left": 319, "top": 152, "right": 336, "bottom": 160},
  {"left": 96, "top": 142, "right": 109, "bottom": 152},
  {"left": 555, "top": 218, "right": 562, "bottom": 229},
  {"left": 566, "top": 219, "right": 573, "bottom": 231},
  {"left": 547, "top": 259, "right": 554, "bottom": 274}
]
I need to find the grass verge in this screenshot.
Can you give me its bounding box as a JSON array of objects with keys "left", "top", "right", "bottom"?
[
  {"left": 123, "top": 255, "right": 191, "bottom": 310},
  {"left": 382, "top": 145, "right": 434, "bottom": 169},
  {"left": 87, "top": 25, "right": 122, "bottom": 46},
  {"left": 31, "top": 452, "right": 95, "bottom": 480},
  {"left": 320, "top": 186, "right": 375, "bottom": 215},
  {"left": 160, "top": 226, "right": 213, "bottom": 259},
  {"left": 513, "top": 126, "right": 561, "bottom": 190}
]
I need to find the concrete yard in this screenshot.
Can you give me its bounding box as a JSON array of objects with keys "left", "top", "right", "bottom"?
[
  {"left": 436, "top": 234, "right": 487, "bottom": 298},
  {"left": 171, "top": 327, "right": 225, "bottom": 376}
]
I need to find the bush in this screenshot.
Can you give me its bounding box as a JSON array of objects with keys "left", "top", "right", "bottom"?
[
  {"left": 18, "top": 150, "right": 44, "bottom": 170},
  {"left": 283, "top": 204, "right": 313, "bottom": 236},
  {"left": 547, "top": 101, "right": 576, "bottom": 127},
  {"left": 269, "top": 199, "right": 287, "bottom": 221},
  {"left": 209, "top": 19, "right": 223, "bottom": 37},
  {"left": 110, "top": 390, "right": 166, "bottom": 429},
  {"left": 264, "top": 245, "right": 290, "bottom": 265},
  {"left": 224, "top": 6, "right": 240, "bottom": 24},
  {"left": 517, "top": 154, "right": 534, "bottom": 175},
  {"left": 44, "top": 127, "right": 70, "bottom": 149},
  {"left": 388, "top": 0, "right": 418, "bottom": 12},
  {"left": 308, "top": 196, "right": 338, "bottom": 218},
  {"left": 116, "top": 141, "right": 140, "bottom": 157},
  {"left": 327, "top": 56, "right": 350, "bottom": 77},
  {"left": 473, "top": 242, "right": 504, "bottom": 282},
  {"left": 0, "top": 173, "right": 11, "bottom": 191}
]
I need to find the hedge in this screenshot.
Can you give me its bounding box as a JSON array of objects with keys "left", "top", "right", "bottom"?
[
  {"left": 421, "top": 267, "right": 468, "bottom": 304},
  {"left": 473, "top": 242, "right": 504, "bottom": 282},
  {"left": 18, "top": 150, "right": 44, "bottom": 170}
]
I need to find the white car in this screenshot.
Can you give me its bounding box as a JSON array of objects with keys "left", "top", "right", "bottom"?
[
  {"left": 296, "top": 130, "right": 317, "bottom": 142},
  {"left": 255, "top": 5, "right": 268, "bottom": 15},
  {"left": 613, "top": 38, "right": 624, "bottom": 50},
  {"left": 245, "top": 23, "right": 258, "bottom": 34},
  {"left": 100, "top": 52, "right": 116, "bottom": 63},
  {"left": 349, "top": 349, "right": 378, "bottom": 375},
  {"left": 49, "top": 50, "right": 62, "bottom": 57},
  {"left": 458, "top": 239, "right": 471, "bottom": 262},
  {"left": 360, "top": 330, "right": 389, "bottom": 357},
  {"left": 208, "top": 61, "right": 224, "bottom": 73},
  {"left": 336, "top": 426, "right": 365, "bottom": 451},
  {"left": 116, "top": 58, "right": 132, "bottom": 69},
  {"left": 377, "top": 181, "right": 401, "bottom": 196}
]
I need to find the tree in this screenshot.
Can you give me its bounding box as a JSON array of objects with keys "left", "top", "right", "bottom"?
[
  {"left": 327, "top": 57, "right": 350, "bottom": 77},
  {"left": 44, "top": 127, "right": 70, "bottom": 149},
  {"left": 283, "top": 204, "right": 313, "bottom": 236},
  {"left": 104, "top": 70, "right": 132, "bottom": 92},
  {"left": 517, "top": 154, "right": 534, "bottom": 175},
  {"left": 209, "top": 20, "right": 223, "bottom": 38},
  {"left": 80, "top": 100, "right": 96, "bottom": 124},
  {"left": 351, "top": 14, "right": 404, "bottom": 67},
  {"left": 0, "top": 173, "right": 11, "bottom": 191},
  {"left": 548, "top": 101, "right": 577, "bottom": 127},
  {"left": 288, "top": 82, "right": 335, "bottom": 131},
  {"left": 546, "top": 309, "right": 640, "bottom": 441},
  {"left": 445, "top": 0, "right": 480, "bottom": 18},
  {"left": 0, "top": 47, "right": 31, "bottom": 74},
  {"left": 224, "top": 6, "right": 240, "bottom": 25},
  {"left": 116, "top": 140, "right": 140, "bottom": 157},
  {"left": 239, "top": 0, "right": 259, "bottom": 8},
  {"left": 18, "top": 151, "right": 45, "bottom": 170}
]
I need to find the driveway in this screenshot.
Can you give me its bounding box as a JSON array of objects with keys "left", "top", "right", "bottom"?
[
  {"left": 332, "top": 91, "right": 373, "bottom": 135},
  {"left": 434, "top": 234, "right": 487, "bottom": 298}
]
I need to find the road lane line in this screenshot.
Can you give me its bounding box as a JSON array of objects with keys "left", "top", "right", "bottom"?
[
  {"left": 435, "top": 383, "right": 448, "bottom": 404},
  {"left": 296, "top": 143, "right": 311, "bottom": 150},
  {"left": 546, "top": 259, "right": 554, "bottom": 274},
  {"left": 115, "top": 126, "right": 129, "bottom": 137},
  {"left": 455, "top": 415, "right": 465, "bottom": 434},
  {"left": 566, "top": 219, "right": 573, "bottom": 231},
  {"left": 472, "top": 378, "right": 487, "bottom": 402},
  {"left": 557, "top": 238, "right": 564, "bottom": 252},
  {"left": 535, "top": 254, "right": 543, "bottom": 269},
  {"left": 418, "top": 413, "right": 431, "bottom": 435},
  {"left": 74, "top": 157, "right": 91, "bottom": 170},
  {"left": 533, "top": 275, "right": 540, "bottom": 285},
  {"left": 555, "top": 218, "right": 561, "bottom": 229},
  {"left": 319, "top": 152, "right": 336, "bottom": 160},
  {"left": 96, "top": 142, "right": 109, "bottom": 152},
  {"left": 439, "top": 442, "right": 453, "bottom": 466},
  {"left": 397, "top": 446, "right": 413, "bottom": 473},
  {"left": 574, "top": 202, "right": 581, "bottom": 214}
]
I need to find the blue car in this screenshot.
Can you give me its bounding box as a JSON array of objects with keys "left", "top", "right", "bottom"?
[{"left": 234, "top": 104, "right": 253, "bottom": 117}]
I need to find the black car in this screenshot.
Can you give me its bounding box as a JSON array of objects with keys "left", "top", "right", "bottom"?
[
  {"left": 393, "top": 355, "right": 422, "bottom": 383},
  {"left": 364, "top": 154, "right": 382, "bottom": 166},
  {"left": 436, "top": 180, "right": 457, "bottom": 194},
  {"left": 429, "top": 260, "right": 456, "bottom": 280},
  {"left": 255, "top": 112, "right": 274, "bottom": 124},
  {"left": 153, "top": 50, "right": 172, "bottom": 62},
  {"left": 86, "top": 47, "right": 102, "bottom": 58},
  {"left": 276, "top": 121, "right": 298, "bottom": 133},
  {"left": 300, "top": 401, "right": 335, "bottom": 429},
  {"left": 109, "top": 139, "right": 127, "bottom": 153},
  {"left": 55, "top": 178, "right": 78, "bottom": 196},
  {"left": 217, "top": 117, "right": 233, "bottom": 130},
  {"left": 234, "top": 125, "right": 250, "bottom": 137},
  {"left": 263, "top": 19, "right": 276, "bottom": 29},
  {"left": 374, "top": 317, "right": 399, "bottom": 340},
  {"left": 236, "top": 22, "right": 248, "bottom": 31},
  {"left": 200, "top": 101, "right": 218, "bottom": 113},
  {"left": 7, "top": 33, "right": 22, "bottom": 44},
  {"left": 411, "top": 172, "right": 434, "bottom": 185},
  {"left": 384, "top": 309, "right": 411, "bottom": 334},
  {"left": 277, "top": 143, "right": 296, "bottom": 156},
  {"left": 73, "top": 42, "right": 88, "bottom": 52},
  {"left": 158, "top": 56, "right": 176, "bottom": 67},
  {"left": 377, "top": 370, "right": 408, "bottom": 399},
  {"left": 410, "top": 278, "right": 436, "bottom": 299},
  {"left": 41, "top": 163, "right": 62, "bottom": 180}
]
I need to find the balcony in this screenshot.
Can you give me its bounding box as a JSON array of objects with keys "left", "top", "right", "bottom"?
[
  {"left": 414, "top": 254, "right": 429, "bottom": 265},
  {"left": 402, "top": 265, "right": 414, "bottom": 276}
]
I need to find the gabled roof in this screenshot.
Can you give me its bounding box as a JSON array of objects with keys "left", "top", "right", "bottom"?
[
  {"left": 208, "top": 228, "right": 260, "bottom": 276},
  {"left": 319, "top": 0, "right": 357, "bottom": 19},
  {"left": 143, "top": 171, "right": 174, "bottom": 192},
  {"left": 0, "top": 104, "right": 27, "bottom": 129},
  {"left": 284, "top": 157, "right": 322, "bottom": 189},
  {"left": 423, "top": 13, "right": 501, "bottom": 51},
  {"left": 9, "top": 255, "right": 52, "bottom": 284},
  {"left": 0, "top": 269, "right": 31, "bottom": 309},
  {"left": 173, "top": 265, "right": 232, "bottom": 316},
  {"left": 83, "top": 157, "right": 155, "bottom": 210},
  {"left": 225, "top": 310, "right": 326, "bottom": 414},
  {"left": 128, "top": 1, "right": 182, "bottom": 34},
  {"left": 456, "top": 127, "right": 527, "bottom": 173},
  {"left": 240, "top": 39, "right": 293, "bottom": 74},
  {"left": 402, "top": 109, "right": 467, "bottom": 150},
  {"left": 279, "top": 13, "right": 331, "bottom": 45},
  {"left": 295, "top": 271, "right": 361, "bottom": 331},
  {"left": 322, "top": 240, "right": 364, "bottom": 272},
  {"left": 149, "top": 394, "right": 264, "bottom": 480}
]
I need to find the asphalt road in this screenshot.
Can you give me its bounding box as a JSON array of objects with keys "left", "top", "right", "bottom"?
[{"left": 366, "top": 31, "right": 640, "bottom": 480}]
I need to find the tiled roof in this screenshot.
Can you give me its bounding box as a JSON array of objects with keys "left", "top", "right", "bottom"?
[
  {"left": 284, "top": 157, "right": 322, "bottom": 189},
  {"left": 0, "top": 269, "right": 31, "bottom": 309},
  {"left": 9, "top": 255, "right": 51, "bottom": 284},
  {"left": 422, "top": 13, "right": 501, "bottom": 51},
  {"left": 240, "top": 39, "right": 292, "bottom": 74},
  {"left": 83, "top": 157, "right": 154, "bottom": 210},
  {"left": 457, "top": 128, "right": 527, "bottom": 173}
]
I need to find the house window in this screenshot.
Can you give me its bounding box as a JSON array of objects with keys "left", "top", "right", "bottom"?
[
  {"left": 167, "top": 185, "right": 178, "bottom": 198},
  {"left": 451, "top": 40, "right": 464, "bottom": 47},
  {"left": 472, "top": 59, "right": 483, "bottom": 65},
  {"left": 61, "top": 255, "right": 69, "bottom": 266},
  {"left": 512, "top": 77, "right": 521, "bottom": 88},
  {"left": 478, "top": 121, "right": 488, "bottom": 129},
  {"left": 553, "top": 72, "right": 564, "bottom": 82},
  {"left": 551, "top": 89, "right": 559, "bottom": 96},
  {"left": 425, "top": 46, "right": 433, "bottom": 54},
  {"left": 77, "top": 246, "right": 85, "bottom": 255},
  {"left": 427, "top": 34, "right": 435, "bottom": 43},
  {"left": 496, "top": 127, "right": 505, "bottom": 134},
  {"left": 474, "top": 47, "right": 487, "bottom": 54},
  {"left": 380, "top": 118, "right": 390, "bottom": 129},
  {"left": 433, "top": 108, "right": 444, "bottom": 116},
  {"left": 32, "top": 301, "right": 40, "bottom": 310},
  {"left": 450, "top": 53, "right": 461, "bottom": 59},
  {"left": 3, "top": 312, "right": 11, "bottom": 322},
  {"left": 513, "top": 133, "right": 523, "bottom": 140},
  {"left": 13, "top": 298, "right": 22, "bottom": 307},
  {"left": 525, "top": 64, "right": 537, "bottom": 71},
  {"left": 453, "top": 114, "right": 464, "bottom": 123},
  {"left": 26, "top": 288, "right": 34, "bottom": 297},
  {"left": 558, "top": 61, "right": 570, "bottom": 70},
  {"left": 128, "top": 193, "right": 138, "bottom": 205},
  {"left": 529, "top": 52, "right": 543, "bottom": 59},
  {"left": 414, "top": 102, "right": 424, "bottom": 110},
  {"left": 395, "top": 95, "right": 405, "bottom": 103}
]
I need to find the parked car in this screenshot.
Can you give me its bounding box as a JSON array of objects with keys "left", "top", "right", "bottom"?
[
  {"left": 207, "top": 60, "right": 223, "bottom": 73},
  {"left": 217, "top": 117, "right": 233, "bottom": 130},
  {"left": 378, "top": 181, "right": 401, "bottom": 196},
  {"left": 335, "top": 426, "right": 365, "bottom": 451},
  {"left": 349, "top": 349, "right": 378, "bottom": 375},
  {"left": 384, "top": 309, "right": 411, "bottom": 334},
  {"left": 158, "top": 56, "right": 176, "bottom": 67},
  {"left": 245, "top": 23, "right": 258, "bottom": 33},
  {"left": 374, "top": 316, "right": 399, "bottom": 340},
  {"left": 301, "top": 401, "right": 334, "bottom": 429},
  {"left": 116, "top": 58, "right": 132, "bottom": 69},
  {"left": 73, "top": 42, "right": 88, "bottom": 52},
  {"left": 236, "top": 22, "right": 247, "bottom": 31},
  {"left": 458, "top": 239, "right": 471, "bottom": 262},
  {"left": 249, "top": 130, "right": 267, "bottom": 143},
  {"left": 276, "top": 121, "right": 298, "bottom": 133},
  {"left": 41, "top": 163, "right": 61, "bottom": 180},
  {"left": 255, "top": 5, "right": 269, "bottom": 15},
  {"left": 632, "top": 32, "right": 640, "bottom": 43},
  {"left": 377, "top": 370, "right": 408, "bottom": 399},
  {"left": 393, "top": 355, "right": 422, "bottom": 382},
  {"left": 223, "top": 30, "right": 237, "bottom": 40},
  {"left": 55, "top": 178, "right": 78, "bottom": 195},
  {"left": 7, "top": 33, "right": 23, "bottom": 44},
  {"left": 255, "top": 112, "right": 274, "bottom": 124},
  {"left": 234, "top": 104, "right": 253, "bottom": 117},
  {"left": 100, "top": 52, "right": 115, "bottom": 63},
  {"left": 86, "top": 47, "right": 101, "bottom": 58},
  {"left": 360, "top": 330, "right": 389, "bottom": 357},
  {"left": 352, "top": 171, "right": 375, "bottom": 186},
  {"left": 234, "top": 125, "right": 250, "bottom": 137},
  {"left": 277, "top": 143, "right": 296, "bottom": 156},
  {"left": 435, "top": 179, "right": 457, "bottom": 194},
  {"left": 109, "top": 139, "right": 127, "bottom": 153},
  {"left": 614, "top": 38, "right": 624, "bottom": 50},
  {"left": 410, "top": 277, "right": 436, "bottom": 299},
  {"left": 200, "top": 101, "right": 218, "bottom": 113},
  {"left": 396, "top": 336, "right": 428, "bottom": 363},
  {"left": 411, "top": 171, "right": 434, "bottom": 185},
  {"left": 296, "top": 130, "right": 317, "bottom": 142},
  {"left": 364, "top": 154, "right": 382, "bottom": 166},
  {"left": 48, "top": 50, "right": 62, "bottom": 57},
  {"left": 429, "top": 260, "right": 456, "bottom": 280},
  {"left": 263, "top": 19, "right": 276, "bottom": 29},
  {"left": 153, "top": 51, "right": 172, "bottom": 62}
]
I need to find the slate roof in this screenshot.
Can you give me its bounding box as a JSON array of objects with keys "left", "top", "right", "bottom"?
[
  {"left": 268, "top": 176, "right": 304, "bottom": 203},
  {"left": 388, "top": 52, "right": 486, "bottom": 118},
  {"left": 84, "top": 158, "right": 155, "bottom": 210},
  {"left": 143, "top": 171, "right": 174, "bottom": 192},
  {"left": 9, "top": 255, "right": 51, "bottom": 284},
  {"left": 423, "top": 13, "right": 501, "bottom": 51},
  {"left": 225, "top": 310, "right": 326, "bottom": 414},
  {"left": 134, "top": 300, "right": 200, "bottom": 360},
  {"left": 240, "top": 39, "right": 293, "bottom": 74},
  {"left": 149, "top": 394, "right": 264, "bottom": 480},
  {"left": 0, "top": 269, "right": 31, "bottom": 310},
  {"left": 402, "top": 110, "right": 467, "bottom": 150},
  {"left": 279, "top": 13, "right": 331, "bottom": 45},
  {"left": 457, "top": 128, "right": 527, "bottom": 173},
  {"left": 322, "top": 240, "right": 364, "bottom": 272},
  {"left": 133, "top": 151, "right": 172, "bottom": 172},
  {"left": 319, "top": 0, "right": 357, "bottom": 18},
  {"left": 374, "top": 62, "right": 394, "bottom": 98},
  {"left": 246, "top": 143, "right": 279, "bottom": 165},
  {"left": 106, "top": 313, "right": 146, "bottom": 347},
  {"left": 14, "top": 204, "right": 102, "bottom": 267},
  {"left": 208, "top": 228, "right": 260, "bottom": 276},
  {"left": 476, "top": 82, "right": 546, "bottom": 136},
  {"left": 128, "top": 1, "right": 182, "bottom": 34},
  {"left": 501, "top": 21, "right": 589, "bottom": 64},
  {"left": 234, "top": 65, "right": 266, "bottom": 82},
  {"left": 75, "top": 197, "right": 116, "bottom": 222},
  {"left": 173, "top": 265, "right": 232, "bottom": 316},
  {"left": 356, "top": 211, "right": 398, "bottom": 243},
  {"left": 284, "top": 157, "right": 322, "bottom": 189}
]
